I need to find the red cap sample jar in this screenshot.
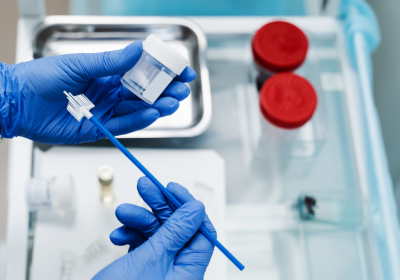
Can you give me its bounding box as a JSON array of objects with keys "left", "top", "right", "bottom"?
[
  {"left": 252, "top": 21, "right": 309, "bottom": 89},
  {"left": 259, "top": 73, "right": 317, "bottom": 140}
]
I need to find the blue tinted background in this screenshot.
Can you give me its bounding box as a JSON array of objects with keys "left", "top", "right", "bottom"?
[{"left": 71, "top": 0, "right": 306, "bottom": 16}]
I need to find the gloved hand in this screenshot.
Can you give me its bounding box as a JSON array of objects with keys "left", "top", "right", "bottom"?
[
  {"left": 0, "top": 41, "right": 196, "bottom": 144},
  {"left": 93, "top": 177, "right": 216, "bottom": 280}
]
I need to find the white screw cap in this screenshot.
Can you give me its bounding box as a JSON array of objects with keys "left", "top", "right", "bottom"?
[
  {"left": 98, "top": 165, "right": 114, "bottom": 186},
  {"left": 143, "top": 34, "right": 188, "bottom": 75}
]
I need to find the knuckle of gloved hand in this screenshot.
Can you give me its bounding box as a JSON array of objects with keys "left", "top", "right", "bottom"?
[
  {"left": 137, "top": 176, "right": 151, "bottom": 190},
  {"left": 187, "top": 200, "right": 205, "bottom": 216},
  {"left": 209, "top": 225, "right": 217, "bottom": 239},
  {"left": 163, "top": 98, "right": 178, "bottom": 111},
  {"left": 116, "top": 203, "right": 130, "bottom": 214},
  {"left": 167, "top": 182, "right": 194, "bottom": 203},
  {"left": 143, "top": 214, "right": 159, "bottom": 232},
  {"left": 150, "top": 235, "right": 170, "bottom": 257},
  {"left": 179, "top": 83, "right": 189, "bottom": 95},
  {"left": 115, "top": 204, "right": 133, "bottom": 220}
]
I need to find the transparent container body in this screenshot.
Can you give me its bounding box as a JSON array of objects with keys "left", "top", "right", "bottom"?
[
  {"left": 297, "top": 193, "right": 365, "bottom": 230},
  {"left": 97, "top": 165, "right": 115, "bottom": 204},
  {"left": 121, "top": 50, "right": 177, "bottom": 104},
  {"left": 251, "top": 62, "right": 275, "bottom": 91},
  {"left": 240, "top": 82, "right": 328, "bottom": 181},
  {"left": 100, "top": 185, "right": 114, "bottom": 204},
  {"left": 260, "top": 119, "right": 299, "bottom": 143}
]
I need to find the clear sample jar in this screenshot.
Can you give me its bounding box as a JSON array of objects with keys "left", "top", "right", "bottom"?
[
  {"left": 254, "top": 73, "right": 318, "bottom": 172},
  {"left": 121, "top": 34, "right": 188, "bottom": 105},
  {"left": 26, "top": 175, "right": 75, "bottom": 213},
  {"left": 239, "top": 74, "right": 318, "bottom": 202},
  {"left": 98, "top": 164, "right": 114, "bottom": 204},
  {"left": 251, "top": 21, "right": 308, "bottom": 90}
]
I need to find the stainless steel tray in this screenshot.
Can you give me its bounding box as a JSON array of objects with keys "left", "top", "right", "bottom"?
[{"left": 32, "top": 16, "right": 211, "bottom": 138}]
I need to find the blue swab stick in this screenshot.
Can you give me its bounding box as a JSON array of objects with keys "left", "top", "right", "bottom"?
[{"left": 64, "top": 91, "right": 245, "bottom": 271}]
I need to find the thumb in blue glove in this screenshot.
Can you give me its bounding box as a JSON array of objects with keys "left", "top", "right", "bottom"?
[
  {"left": 93, "top": 177, "right": 216, "bottom": 280},
  {"left": 0, "top": 41, "right": 196, "bottom": 144}
]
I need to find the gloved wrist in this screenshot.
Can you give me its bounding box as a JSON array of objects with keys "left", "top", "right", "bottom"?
[{"left": 0, "top": 63, "right": 21, "bottom": 139}]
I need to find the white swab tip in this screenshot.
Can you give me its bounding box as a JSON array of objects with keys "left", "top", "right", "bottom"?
[{"left": 64, "top": 91, "right": 95, "bottom": 121}]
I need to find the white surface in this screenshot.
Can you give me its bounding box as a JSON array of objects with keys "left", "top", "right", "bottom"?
[
  {"left": 6, "top": 17, "right": 40, "bottom": 280},
  {"left": 320, "top": 73, "right": 344, "bottom": 91},
  {"left": 0, "top": 140, "right": 9, "bottom": 242},
  {"left": 354, "top": 32, "right": 400, "bottom": 279},
  {"left": 0, "top": 241, "right": 5, "bottom": 280},
  {"left": 189, "top": 17, "right": 340, "bottom": 35},
  {"left": 5, "top": 137, "right": 32, "bottom": 280},
  {"left": 338, "top": 24, "right": 386, "bottom": 280},
  {"left": 30, "top": 148, "right": 226, "bottom": 280}
]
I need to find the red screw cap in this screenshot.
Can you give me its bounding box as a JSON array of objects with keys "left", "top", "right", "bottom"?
[
  {"left": 252, "top": 21, "right": 309, "bottom": 73},
  {"left": 260, "top": 73, "right": 318, "bottom": 129}
]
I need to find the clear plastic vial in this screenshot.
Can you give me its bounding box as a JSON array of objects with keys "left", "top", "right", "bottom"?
[
  {"left": 251, "top": 21, "right": 308, "bottom": 90},
  {"left": 121, "top": 34, "right": 188, "bottom": 105},
  {"left": 98, "top": 164, "right": 115, "bottom": 204},
  {"left": 26, "top": 175, "right": 75, "bottom": 213},
  {"left": 297, "top": 193, "right": 364, "bottom": 230}
]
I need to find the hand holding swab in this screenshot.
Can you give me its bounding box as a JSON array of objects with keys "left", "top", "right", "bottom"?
[{"left": 64, "top": 91, "right": 245, "bottom": 271}]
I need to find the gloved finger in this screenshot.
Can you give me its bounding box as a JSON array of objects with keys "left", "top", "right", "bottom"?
[
  {"left": 61, "top": 40, "right": 143, "bottom": 81},
  {"left": 115, "top": 204, "right": 161, "bottom": 239},
  {"left": 152, "top": 97, "right": 179, "bottom": 117},
  {"left": 119, "top": 83, "right": 143, "bottom": 101},
  {"left": 166, "top": 182, "right": 195, "bottom": 204},
  {"left": 104, "top": 108, "right": 160, "bottom": 136},
  {"left": 174, "top": 231, "right": 215, "bottom": 274},
  {"left": 112, "top": 97, "right": 179, "bottom": 118},
  {"left": 110, "top": 225, "right": 146, "bottom": 249},
  {"left": 174, "top": 66, "right": 197, "bottom": 83},
  {"left": 167, "top": 182, "right": 217, "bottom": 238},
  {"left": 147, "top": 200, "right": 205, "bottom": 255},
  {"left": 112, "top": 100, "right": 151, "bottom": 117},
  {"left": 159, "top": 81, "right": 190, "bottom": 101},
  {"left": 137, "top": 176, "right": 173, "bottom": 224},
  {"left": 118, "top": 81, "right": 189, "bottom": 103},
  {"left": 164, "top": 183, "right": 216, "bottom": 272}
]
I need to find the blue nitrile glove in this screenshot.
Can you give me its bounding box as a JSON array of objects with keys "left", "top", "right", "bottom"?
[
  {"left": 93, "top": 177, "right": 216, "bottom": 280},
  {"left": 0, "top": 41, "right": 196, "bottom": 144}
]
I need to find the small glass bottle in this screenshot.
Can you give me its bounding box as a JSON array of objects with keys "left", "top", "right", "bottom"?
[
  {"left": 121, "top": 34, "right": 188, "bottom": 105},
  {"left": 297, "top": 193, "right": 364, "bottom": 230},
  {"left": 97, "top": 165, "right": 114, "bottom": 204},
  {"left": 251, "top": 21, "right": 308, "bottom": 90}
]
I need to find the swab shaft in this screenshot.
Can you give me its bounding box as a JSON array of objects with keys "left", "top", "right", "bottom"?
[{"left": 89, "top": 116, "right": 245, "bottom": 271}]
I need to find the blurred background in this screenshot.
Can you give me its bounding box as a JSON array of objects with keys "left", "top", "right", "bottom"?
[{"left": 0, "top": 0, "right": 399, "bottom": 271}]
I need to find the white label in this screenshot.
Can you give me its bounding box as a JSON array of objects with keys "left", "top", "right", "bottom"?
[
  {"left": 143, "top": 71, "right": 173, "bottom": 104},
  {"left": 320, "top": 73, "right": 344, "bottom": 91},
  {"left": 26, "top": 178, "right": 53, "bottom": 211}
]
